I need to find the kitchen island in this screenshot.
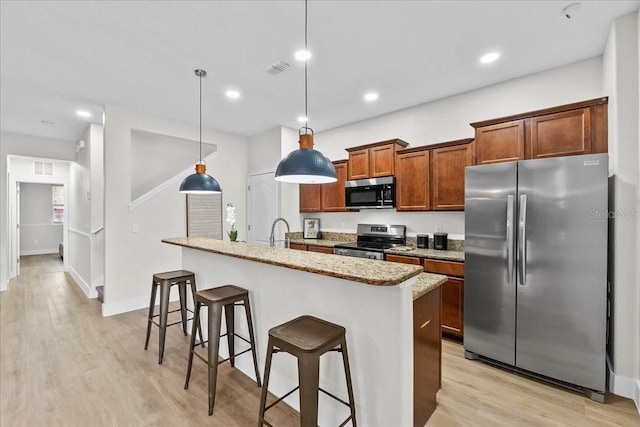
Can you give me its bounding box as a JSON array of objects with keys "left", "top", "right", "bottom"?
[{"left": 162, "top": 237, "right": 446, "bottom": 426}]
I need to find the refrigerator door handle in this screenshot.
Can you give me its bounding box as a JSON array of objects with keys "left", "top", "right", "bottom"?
[
  {"left": 506, "top": 194, "right": 515, "bottom": 283},
  {"left": 518, "top": 194, "right": 527, "bottom": 286}
]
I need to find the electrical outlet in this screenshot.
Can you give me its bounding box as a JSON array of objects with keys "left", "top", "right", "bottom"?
[
  {"left": 34, "top": 239, "right": 38, "bottom": 244},
  {"left": 132, "top": 223, "right": 140, "bottom": 233},
  {"left": 435, "top": 225, "right": 442, "bottom": 233},
  {"left": 341, "top": 221, "right": 347, "bottom": 229}
]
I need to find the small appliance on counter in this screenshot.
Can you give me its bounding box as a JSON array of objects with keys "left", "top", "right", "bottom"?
[
  {"left": 434, "top": 232, "right": 448, "bottom": 250},
  {"left": 416, "top": 234, "right": 429, "bottom": 249}
]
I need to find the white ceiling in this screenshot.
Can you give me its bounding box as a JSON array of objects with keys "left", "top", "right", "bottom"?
[{"left": 1, "top": 1, "right": 639, "bottom": 142}]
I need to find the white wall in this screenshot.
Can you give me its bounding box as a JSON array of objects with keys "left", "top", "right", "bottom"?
[
  {"left": 247, "top": 126, "right": 282, "bottom": 175},
  {"left": 102, "top": 105, "right": 248, "bottom": 316},
  {"left": 67, "top": 125, "right": 94, "bottom": 296},
  {"left": 275, "top": 57, "right": 604, "bottom": 237},
  {"left": 1, "top": 132, "right": 76, "bottom": 290},
  {"left": 90, "top": 124, "right": 105, "bottom": 292},
  {"left": 19, "top": 183, "right": 63, "bottom": 255},
  {"left": 602, "top": 10, "right": 640, "bottom": 409}
]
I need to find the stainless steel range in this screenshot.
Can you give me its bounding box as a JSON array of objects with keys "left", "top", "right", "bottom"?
[{"left": 334, "top": 224, "right": 406, "bottom": 260}]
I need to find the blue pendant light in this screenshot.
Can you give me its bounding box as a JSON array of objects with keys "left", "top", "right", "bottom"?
[
  {"left": 180, "top": 69, "right": 222, "bottom": 194},
  {"left": 275, "top": 0, "right": 336, "bottom": 184}
]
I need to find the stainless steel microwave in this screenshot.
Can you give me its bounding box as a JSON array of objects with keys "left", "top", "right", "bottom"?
[{"left": 345, "top": 177, "right": 396, "bottom": 209}]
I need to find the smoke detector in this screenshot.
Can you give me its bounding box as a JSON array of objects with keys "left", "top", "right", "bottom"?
[{"left": 562, "top": 3, "right": 581, "bottom": 20}]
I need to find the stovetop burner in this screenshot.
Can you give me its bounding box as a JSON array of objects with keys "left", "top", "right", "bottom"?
[{"left": 333, "top": 224, "right": 407, "bottom": 259}]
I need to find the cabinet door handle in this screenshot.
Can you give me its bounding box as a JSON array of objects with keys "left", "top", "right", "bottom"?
[{"left": 420, "top": 319, "right": 431, "bottom": 329}]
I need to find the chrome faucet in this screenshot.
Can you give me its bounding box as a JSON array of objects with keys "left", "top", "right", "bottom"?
[{"left": 269, "top": 217, "right": 290, "bottom": 248}]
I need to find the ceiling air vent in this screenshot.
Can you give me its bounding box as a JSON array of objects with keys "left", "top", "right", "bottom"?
[
  {"left": 266, "top": 61, "right": 292, "bottom": 76},
  {"left": 33, "top": 161, "right": 54, "bottom": 176}
]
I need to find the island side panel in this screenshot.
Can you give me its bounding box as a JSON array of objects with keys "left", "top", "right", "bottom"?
[{"left": 182, "top": 247, "right": 414, "bottom": 427}]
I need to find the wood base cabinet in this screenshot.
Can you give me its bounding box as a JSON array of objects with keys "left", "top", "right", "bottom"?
[
  {"left": 413, "top": 286, "right": 442, "bottom": 427},
  {"left": 289, "top": 243, "right": 334, "bottom": 254},
  {"left": 423, "top": 259, "right": 464, "bottom": 339},
  {"left": 386, "top": 254, "right": 465, "bottom": 339}
]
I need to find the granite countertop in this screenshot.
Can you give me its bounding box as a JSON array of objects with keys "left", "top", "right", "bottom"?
[
  {"left": 412, "top": 273, "right": 448, "bottom": 300},
  {"left": 163, "top": 237, "right": 423, "bottom": 287}
]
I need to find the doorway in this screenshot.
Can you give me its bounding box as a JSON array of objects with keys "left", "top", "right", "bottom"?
[{"left": 247, "top": 172, "right": 279, "bottom": 246}]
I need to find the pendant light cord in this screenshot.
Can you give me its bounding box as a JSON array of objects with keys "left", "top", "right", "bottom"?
[
  {"left": 304, "top": 0, "right": 308, "bottom": 129},
  {"left": 199, "top": 71, "right": 203, "bottom": 163}
]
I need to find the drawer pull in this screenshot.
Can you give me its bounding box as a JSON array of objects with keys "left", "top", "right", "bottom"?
[{"left": 420, "top": 319, "right": 431, "bottom": 329}]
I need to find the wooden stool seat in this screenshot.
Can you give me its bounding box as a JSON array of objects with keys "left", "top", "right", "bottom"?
[
  {"left": 258, "top": 315, "right": 357, "bottom": 427},
  {"left": 184, "top": 285, "right": 261, "bottom": 416},
  {"left": 144, "top": 270, "right": 201, "bottom": 364}
]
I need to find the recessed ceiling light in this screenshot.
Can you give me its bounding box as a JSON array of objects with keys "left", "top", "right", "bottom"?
[
  {"left": 76, "top": 110, "right": 92, "bottom": 118},
  {"left": 295, "top": 50, "right": 311, "bottom": 61},
  {"left": 364, "top": 93, "right": 379, "bottom": 102},
  {"left": 480, "top": 52, "right": 500, "bottom": 64},
  {"left": 297, "top": 116, "right": 308, "bottom": 123},
  {"left": 41, "top": 120, "right": 54, "bottom": 126},
  {"left": 225, "top": 90, "right": 240, "bottom": 99}
]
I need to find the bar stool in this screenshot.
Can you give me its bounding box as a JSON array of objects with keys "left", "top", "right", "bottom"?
[
  {"left": 258, "top": 315, "right": 357, "bottom": 427},
  {"left": 184, "top": 285, "right": 262, "bottom": 415},
  {"left": 144, "top": 270, "right": 202, "bottom": 364}
]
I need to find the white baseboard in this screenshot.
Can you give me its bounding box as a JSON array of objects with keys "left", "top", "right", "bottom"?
[
  {"left": 102, "top": 289, "right": 180, "bottom": 317},
  {"left": 67, "top": 266, "right": 97, "bottom": 299},
  {"left": 20, "top": 248, "right": 59, "bottom": 256},
  {"left": 0, "top": 279, "right": 7, "bottom": 292},
  {"left": 608, "top": 358, "right": 640, "bottom": 414}
]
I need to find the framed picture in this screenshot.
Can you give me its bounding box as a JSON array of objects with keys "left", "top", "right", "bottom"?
[{"left": 303, "top": 218, "right": 320, "bottom": 239}]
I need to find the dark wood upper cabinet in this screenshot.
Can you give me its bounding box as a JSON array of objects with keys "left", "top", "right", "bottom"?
[
  {"left": 471, "top": 97, "right": 608, "bottom": 165},
  {"left": 395, "top": 147, "right": 431, "bottom": 211},
  {"left": 530, "top": 108, "right": 591, "bottom": 159},
  {"left": 320, "top": 160, "right": 348, "bottom": 212},
  {"left": 475, "top": 120, "right": 525, "bottom": 165},
  {"left": 346, "top": 139, "right": 408, "bottom": 180},
  {"left": 395, "top": 138, "right": 473, "bottom": 212},
  {"left": 431, "top": 140, "right": 474, "bottom": 210},
  {"left": 299, "top": 184, "right": 321, "bottom": 213}
]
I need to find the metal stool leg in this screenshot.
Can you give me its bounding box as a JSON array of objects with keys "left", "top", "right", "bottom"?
[
  {"left": 144, "top": 281, "right": 158, "bottom": 350},
  {"left": 184, "top": 301, "right": 202, "bottom": 389},
  {"left": 224, "top": 303, "right": 235, "bottom": 367},
  {"left": 207, "top": 302, "right": 223, "bottom": 416},
  {"left": 298, "top": 355, "right": 321, "bottom": 427},
  {"left": 243, "top": 296, "right": 262, "bottom": 387},
  {"left": 178, "top": 280, "right": 188, "bottom": 335},
  {"left": 341, "top": 339, "right": 357, "bottom": 426},
  {"left": 158, "top": 280, "right": 171, "bottom": 364},
  {"left": 188, "top": 279, "right": 204, "bottom": 346},
  {"left": 258, "top": 338, "right": 274, "bottom": 427}
]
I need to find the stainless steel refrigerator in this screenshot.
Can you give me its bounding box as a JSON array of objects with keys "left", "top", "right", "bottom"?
[{"left": 464, "top": 153, "right": 608, "bottom": 402}]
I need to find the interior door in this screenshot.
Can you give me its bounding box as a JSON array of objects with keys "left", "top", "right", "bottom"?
[
  {"left": 464, "top": 162, "right": 517, "bottom": 365},
  {"left": 247, "top": 172, "right": 278, "bottom": 246},
  {"left": 516, "top": 154, "right": 608, "bottom": 391}
]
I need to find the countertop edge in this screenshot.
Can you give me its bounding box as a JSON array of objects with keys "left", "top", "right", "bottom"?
[
  {"left": 163, "top": 237, "right": 423, "bottom": 287},
  {"left": 412, "top": 273, "right": 448, "bottom": 300}
]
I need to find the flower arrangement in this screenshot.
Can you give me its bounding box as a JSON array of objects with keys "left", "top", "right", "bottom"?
[{"left": 226, "top": 203, "right": 238, "bottom": 241}]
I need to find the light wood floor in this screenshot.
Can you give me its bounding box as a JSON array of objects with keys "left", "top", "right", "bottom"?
[{"left": 2, "top": 255, "right": 639, "bottom": 426}]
